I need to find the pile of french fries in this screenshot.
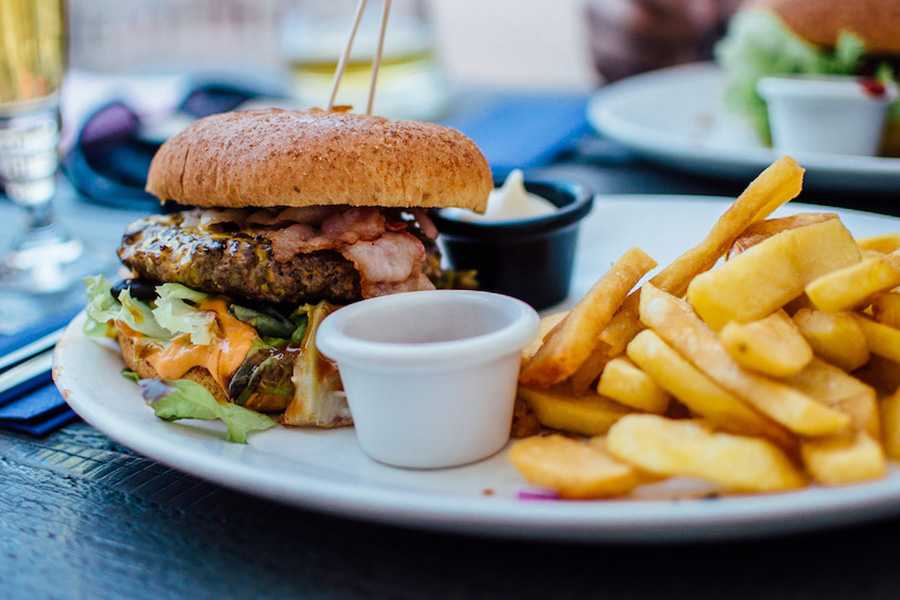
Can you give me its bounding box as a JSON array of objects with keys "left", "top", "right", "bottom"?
[{"left": 509, "top": 156, "right": 900, "bottom": 499}]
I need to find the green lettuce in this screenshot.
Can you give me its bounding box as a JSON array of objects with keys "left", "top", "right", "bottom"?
[
  {"left": 715, "top": 10, "right": 869, "bottom": 143},
  {"left": 139, "top": 378, "right": 275, "bottom": 443},
  {"left": 151, "top": 283, "right": 215, "bottom": 345},
  {"left": 83, "top": 275, "right": 169, "bottom": 340}
]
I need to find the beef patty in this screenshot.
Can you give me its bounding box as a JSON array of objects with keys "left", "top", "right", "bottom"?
[{"left": 118, "top": 213, "right": 441, "bottom": 305}]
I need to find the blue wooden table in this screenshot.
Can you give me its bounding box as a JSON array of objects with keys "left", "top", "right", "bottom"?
[{"left": 2, "top": 150, "right": 900, "bottom": 599}]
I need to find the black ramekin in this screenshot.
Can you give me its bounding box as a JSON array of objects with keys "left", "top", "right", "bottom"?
[{"left": 431, "top": 178, "right": 594, "bottom": 310}]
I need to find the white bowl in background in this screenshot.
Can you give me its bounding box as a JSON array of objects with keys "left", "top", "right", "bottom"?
[{"left": 758, "top": 75, "right": 898, "bottom": 157}]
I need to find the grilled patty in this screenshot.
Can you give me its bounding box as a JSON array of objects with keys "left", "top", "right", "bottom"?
[
  {"left": 118, "top": 213, "right": 442, "bottom": 305},
  {"left": 118, "top": 214, "right": 364, "bottom": 304}
]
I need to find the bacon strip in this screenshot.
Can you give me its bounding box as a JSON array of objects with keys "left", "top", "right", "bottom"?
[{"left": 340, "top": 233, "right": 434, "bottom": 297}]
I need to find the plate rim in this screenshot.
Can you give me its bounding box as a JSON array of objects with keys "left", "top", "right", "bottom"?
[{"left": 53, "top": 195, "right": 900, "bottom": 542}]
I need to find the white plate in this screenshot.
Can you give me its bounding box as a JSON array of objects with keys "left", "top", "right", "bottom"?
[
  {"left": 587, "top": 63, "right": 900, "bottom": 193},
  {"left": 54, "top": 196, "right": 900, "bottom": 543}
]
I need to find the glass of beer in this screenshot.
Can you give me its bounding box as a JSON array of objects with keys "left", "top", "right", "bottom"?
[
  {"left": 0, "top": 0, "right": 94, "bottom": 322},
  {"left": 279, "top": 0, "right": 449, "bottom": 120}
]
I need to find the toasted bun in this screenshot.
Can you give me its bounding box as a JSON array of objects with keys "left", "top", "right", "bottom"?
[
  {"left": 119, "top": 334, "right": 228, "bottom": 404},
  {"left": 752, "top": 0, "right": 900, "bottom": 54},
  {"left": 146, "top": 108, "right": 491, "bottom": 212}
]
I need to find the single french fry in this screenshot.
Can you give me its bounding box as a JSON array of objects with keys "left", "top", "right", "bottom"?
[
  {"left": 854, "top": 315, "right": 900, "bottom": 364},
  {"left": 719, "top": 310, "right": 813, "bottom": 377},
  {"left": 793, "top": 308, "right": 870, "bottom": 371},
  {"left": 519, "top": 386, "right": 631, "bottom": 437},
  {"left": 626, "top": 329, "right": 794, "bottom": 448},
  {"left": 858, "top": 232, "right": 900, "bottom": 254},
  {"left": 872, "top": 292, "right": 900, "bottom": 329},
  {"left": 806, "top": 250, "right": 900, "bottom": 312},
  {"left": 881, "top": 387, "right": 900, "bottom": 459},
  {"left": 520, "top": 248, "right": 656, "bottom": 386},
  {"left": 522, "top": 312, "right": 568, "bottom": 362},
  {"left": 688, "top": 218, "right": 861, "bottom": 329},
  {"left": 607, "top": 415, "right": 806, "bottom": 493},
  {"left": 801, "top": 433, "right": 886, "bottom": 485},
  {"left": 597, "top": 357, "right": 670, "bottom": 414},
  {"left": 782, "top": 358, "right": 880, "bottom": 438},
  {"left": 509, "top": 435, "right": 642, "bottom": 499},
  {"left": 640, "top": 284, "right": 851, "bottom": 436},
  {"left": 728, "top": 213, "right": 837, "bottom": 258},
  {"left": 568, "top": 343, "right": 610, "bottom": 394},
  {"left": 598, "top": 156, "right": 806, "bottom": 356}
]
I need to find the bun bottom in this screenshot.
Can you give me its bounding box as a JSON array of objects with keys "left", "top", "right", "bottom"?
[{"left": 119, "top": 334, "right": 229, "bottom": 403}]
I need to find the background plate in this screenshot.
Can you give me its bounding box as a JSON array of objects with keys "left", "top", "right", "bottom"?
[
  {"left": 587, "top": 63, "right": 900, "bottom": 193},
  {"left": 55, "top": 195, "right": 900, "bottom": 542}
]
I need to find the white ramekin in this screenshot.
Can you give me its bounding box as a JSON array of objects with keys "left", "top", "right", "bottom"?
[
  {"left": 757, "top": 75, "right": 898, "bottom": 156},
  {"left": 316, "top": 290, "right": 540, "bottom": 469}
]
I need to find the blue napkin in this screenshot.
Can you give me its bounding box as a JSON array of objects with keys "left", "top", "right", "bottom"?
[
  {"left": 0, "top": 306, "right": 80, "bottom": 358},
  {"left": 0, "top": 382, "right": 68, "bottom": 420},
  {"left": 0, "top": 309, "right": 83, "bottom": 436},
  {"left": 442, "top": 93, "right": 591, "bottom": 178}
]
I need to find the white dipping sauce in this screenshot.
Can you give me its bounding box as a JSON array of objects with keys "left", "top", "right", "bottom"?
[{"left": 443, "top": 169, "right": 557, "bottom": 222}]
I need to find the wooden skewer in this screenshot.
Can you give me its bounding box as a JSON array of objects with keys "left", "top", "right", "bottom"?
[
  {"left": 327, "top": 0, "right": 369, "bottom": 111},
  {"left": 366, "top": 0, "right": 392, "bottom": 115}
]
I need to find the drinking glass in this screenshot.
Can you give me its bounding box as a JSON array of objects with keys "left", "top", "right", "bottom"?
[
  {"left": 279, "top": 0, "right": 449, "bottom": 120},
  {"left": 0, "top": 0, "right": 95, "bottom": 325}
]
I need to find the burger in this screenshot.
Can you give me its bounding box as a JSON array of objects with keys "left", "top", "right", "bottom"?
[
  {"left": 84, "top": 108, "right": 491, "bottom": 438},
  {"left": 716, "top": 0, "right": 900, "bottom": 155}
]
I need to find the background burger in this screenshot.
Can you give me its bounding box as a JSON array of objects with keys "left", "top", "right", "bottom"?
[
  {"left": 716, "top": 0, "right": 900, "bottom": 155},
  {"left": 84, "top": 108, "right": 490, "bottom": 438}
]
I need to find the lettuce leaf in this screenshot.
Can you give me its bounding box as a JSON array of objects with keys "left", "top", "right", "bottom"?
[
  {"left": 715, "top": 10, "right": 869, "bottom": 143},
  {"left": 151, "top": 283, "right": 215, "bottom": 345},
  {"left": 83, "top": 275, "right": 169, "bottom": 339},
  {"left": 139, "top": 378, "right": 275, "bottom": 443},
  {"left": 83, "top": 275, "right": 119, "bottom": 338}
]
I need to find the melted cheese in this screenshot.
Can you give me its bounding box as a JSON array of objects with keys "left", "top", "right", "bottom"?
[{"left": 142, "top": 299, "right": 258, "bottom": 388}]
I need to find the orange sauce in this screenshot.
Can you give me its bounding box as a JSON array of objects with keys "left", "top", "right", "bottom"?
[{"left": 133, "top": 298, "right": 258, "bottom": 388}]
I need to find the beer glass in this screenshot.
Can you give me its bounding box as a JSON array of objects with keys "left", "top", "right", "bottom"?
[{"left": 0, "top": 0, "right": 94, "bottom": 320}]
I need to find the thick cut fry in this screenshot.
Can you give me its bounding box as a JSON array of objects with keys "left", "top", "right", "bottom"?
[
  {"left": 626, "top": 330, "right": 794, "bottom": 448},
  {"left": 872, "top": 292, "right": 900, "bottom": 329},
  {"left": 728, "top": 213, "right": 837, "bottom": 257},
  {"left": 522, "top": 312, "right": 567, "bottom": 362},
  {"left": 568, "top": 343, "right": 610, "bottom": 394},
  {"left": 801, "top": 433, "right": 886, "bottom": 485},
  {"left": 640, "top": 284, "right": 851, "bottom": 436},
  {"left": 793, "top": 308, "right": 870, "bottom": 371},
  {"left": 881, "top": 387, "right": 900, "bottom": 459},
  {"left": 509, "top": 435, "right": 642, "bottom": 499},
  {"left": 719, "top": 310, "right": 812, "bottom": 377},
  {"left": 782, "top": 358, "right": 880, "bottom": 438},
  {"left": 597, "top": 357, "right": 670, "bottom": 414},
  {"left": 519, "top": 386, "right": 631, "bottom": 436},
  {"left": 854, "top": 315, "right": 900, "bottom": 364},
  {"left": 688, "top": 218, "right": 861, "bottom": 329},
  {"left": 607, "top": 415, "right": 806, "bottom": 493},
  {"left": 520, "top": 248, "right": 656, "bottom": 386},
  {"left": 806, "top": 250, "right": 900, "bottom": 312},
  {"left": 855, "top": 355, "right": 900, "bottom": 397},
  {"left": 598, "top": 156, "right": 806, "bottom": 355},
  {"left": 858, "top": 232, "right": 900, "bottom": 254}
]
